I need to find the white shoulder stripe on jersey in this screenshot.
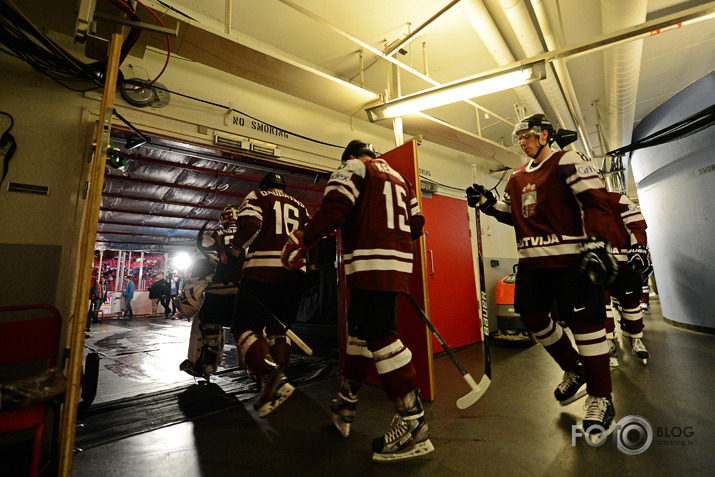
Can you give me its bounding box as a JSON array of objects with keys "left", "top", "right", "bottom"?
[{"left": 325, "top": 183, "right": 357, "bottom": 204}]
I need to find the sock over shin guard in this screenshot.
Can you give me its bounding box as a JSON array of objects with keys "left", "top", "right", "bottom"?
[
  {"left": 521, "top": 313, "right": 579, "bottom": 371},
  {"left": 570, "top": 322, "right": 612, "bottom": 397},
  {"left": 368, "top": 335, "right": 416, "bottom": 401},
  {"left": 236, "top": 330, "right": 272, "bottom": 378}
]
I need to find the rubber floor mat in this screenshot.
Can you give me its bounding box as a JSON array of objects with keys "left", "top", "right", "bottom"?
[{"left": 74, "top": 355, "right": 338, "bottom": 449}]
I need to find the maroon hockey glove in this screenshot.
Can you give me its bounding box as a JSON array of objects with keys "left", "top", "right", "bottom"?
[
  {"left": 466, "top": 184, "right": 496, "bottom": 212},
  {"left": 281, "top": 231, "right": 310, "bottom": 270},
  {"left": 579, "top": 236, "right": 618, "bottom": 286},
  {"left": 627, "top": 244, "right": 653, "bottom": 277}
]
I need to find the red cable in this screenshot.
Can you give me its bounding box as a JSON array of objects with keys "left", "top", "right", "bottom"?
[{"left": 119, "top": 0, "right": 171, "bottom": 92}]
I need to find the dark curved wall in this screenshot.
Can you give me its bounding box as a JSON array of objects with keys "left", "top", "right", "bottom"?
[{"left": 630, "top": 71, "right": 715, "bottom": 330}]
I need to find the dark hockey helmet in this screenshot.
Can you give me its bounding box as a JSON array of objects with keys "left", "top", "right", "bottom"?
[
  {"left": 341, "top": 140, "right": 377, "bottom": 162},
  {"left": 512, "top": 114, "right": 556, "bottom": 145},
  {"left": 259, "top": 172, "right": 286, "bottom": 191},
  {"left": 220, "top": 205, "right": 239, "bottom": 228}
]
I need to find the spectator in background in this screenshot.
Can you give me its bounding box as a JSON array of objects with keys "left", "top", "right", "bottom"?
[
  {"left": 149, "top": 273, "right": 171, "bottom": 318},
  {"left": 168, "top": 272, "right": 181, "bottom": 317},
  {"left": 122, "top": 276, "right": 135, "bottom": 318},
  {"left": 87, "top": 276, "right": 107, "bottom": 331}
]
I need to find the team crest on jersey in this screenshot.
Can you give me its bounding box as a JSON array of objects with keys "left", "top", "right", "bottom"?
[{"left": 522, "top": 183, "right": 537, "bottom": 218}]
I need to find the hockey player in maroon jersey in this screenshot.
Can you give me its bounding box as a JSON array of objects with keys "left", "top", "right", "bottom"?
[
  {"left": 600, "top": 183, "right": 652, "bottom": 365},
  {"left": 280, "top": 140, "right": 433, "bottom": 462},
  {"left": 229, "top": 172, "right": 310, "bottom": 418},
  {"left": 179, "top": 205, "right": 240, "bottom": 380},
  {"left": 467, "top": 114, "right": 618, "bottom": 439}
]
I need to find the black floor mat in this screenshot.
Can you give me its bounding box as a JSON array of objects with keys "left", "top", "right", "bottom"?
[{"left": 74, "top": 355, "right": 339, "bottom": 450}]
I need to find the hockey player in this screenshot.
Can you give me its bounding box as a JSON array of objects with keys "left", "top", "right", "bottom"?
[
  {"left": 179, "top": 205, "right": 240, "bottom": 380},
  {"left": 229, "top": 172, "right": 310, "bottom": 418},
  {"left": 467, "top": 114, "right": 618, "bottom": 438},
  {"left": 600, "top": 185, "right": 652, "bottom": 365},
  {"left": 280, "top": 140, "right": 433, "bottom": 462}
]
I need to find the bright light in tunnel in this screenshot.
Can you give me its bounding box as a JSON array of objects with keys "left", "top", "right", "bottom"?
[{"left": 173, "top": 253, "right": 193, "bottom": 272}]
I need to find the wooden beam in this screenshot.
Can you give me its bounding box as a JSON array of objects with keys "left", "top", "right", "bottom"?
[{"left": 58, "top": 33, "right": 123, "bottom": 476}]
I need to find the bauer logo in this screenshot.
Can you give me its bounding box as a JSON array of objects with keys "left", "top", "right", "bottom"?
[{"left": 571, "top": 415, "right": 654, "bottom": 455}]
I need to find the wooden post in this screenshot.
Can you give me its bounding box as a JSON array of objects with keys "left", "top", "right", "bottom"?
[{"left": 59, "top": 33, "right": 123, "bottom": 476}]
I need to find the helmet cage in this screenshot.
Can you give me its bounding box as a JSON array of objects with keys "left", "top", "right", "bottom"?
[{"left": 220, "top": 206, "right": 238, "bottom": 228}]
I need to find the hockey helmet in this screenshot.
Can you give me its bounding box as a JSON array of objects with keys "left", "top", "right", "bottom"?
[
  {"left": 220, "top": 205, "right": 239, "bottom": 228},
  {"left": 259, "top": 172, "right": 286, "bottom": 191},
  {"left": 341, "top": 140, "right": 377, "bottom": 162},
  {"left": 512, "top": 114, "right": 555, "bottom": 145}
]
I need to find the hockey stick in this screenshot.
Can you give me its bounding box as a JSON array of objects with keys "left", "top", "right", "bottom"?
[
  {"left": 402, "top": 293, "right": 487, "bottom": 409},
  {"left": 466, "top": 165, "right": 492, "bottom": 408},
  {"left": 239, "top": 286, "right": 313, "bottom": 356}
]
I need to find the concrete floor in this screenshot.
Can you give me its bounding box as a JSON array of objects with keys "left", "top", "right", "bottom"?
[{"left": 25, "top": 296, "right": 715, "bottom": 476}]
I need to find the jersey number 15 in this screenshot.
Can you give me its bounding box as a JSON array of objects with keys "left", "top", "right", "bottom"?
[{"left": 383, "top": 182, "right": 410, "bottom": 233}]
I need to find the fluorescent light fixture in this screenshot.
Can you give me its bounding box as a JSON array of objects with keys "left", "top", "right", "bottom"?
[{"left": 366, "top": 60, "right": 546, "bottom": 122}]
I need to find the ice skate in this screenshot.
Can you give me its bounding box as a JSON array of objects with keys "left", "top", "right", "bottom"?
[
  {"left": 631, "top": 337, "right": 649, "bottom": 364},
  {"left": 554, "top": 364, "right": 587, "bottom": 405},
  {"left": 581, "top": 394, "right": 615, "bottom": 445},
  {"left": 607, "top": 338, "right": 619, "bottom": 368},
  {"left": 330, "top": 392, "right": 357, "bottom": 437},
  {"left": 372, "top": 390, "right": 434, "bottom": 462},
  {"left": 255, "top": 366, "right": 295, "bottom": 418},
  {"left": 179, "top": 359, "right": 210, "bottom": 380}
]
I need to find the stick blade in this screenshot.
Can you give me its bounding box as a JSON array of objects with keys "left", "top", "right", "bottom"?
[
  {"left": 286, "top": 329, "right": 313, "bottom": 356},
  {"left": 456, "top": 375, "right": 491, "bottom": 409}
]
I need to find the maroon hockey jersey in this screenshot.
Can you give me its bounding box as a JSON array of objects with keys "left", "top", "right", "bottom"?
[
  {"left": 302, "top": 157, "right": 425, "bottom": 294},
  {"left": 604, "top": 191, "right": 648, "bottom": 265},
  {"left": 487, "top": 150, "right": 613, "bottom": 269},
  {"left": 232, "top": 189, "right": 310, "bottom": 283}
]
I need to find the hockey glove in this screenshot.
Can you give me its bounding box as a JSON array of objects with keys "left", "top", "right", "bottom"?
[
  {"left": 281, "top": 230, "right": 310, "bottom": 270},
  {"left": 466, "top": 184, "right": 497, "bottom": 212},
  {"left": 579, "top": 236, "right": 618, "bottom": 286},
  {"left": 627, "top": 243, "right": 653, "bottom": 277}
]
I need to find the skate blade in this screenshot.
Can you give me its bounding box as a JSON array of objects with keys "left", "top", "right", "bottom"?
[
  {"left": 331, "top": 414, "right": 350, "bottom": 437},
  {"left": 256, "top": 383, "right": 295, "bottom": 418},
  {"left": 639, "top": 358, "right": 648, "bottom": 365},
  {"left": 372, "top": 439, "right": 435, "bottom": 462},
  {"left": 559, "top": 386, "right": 588, "bottom": 406}
]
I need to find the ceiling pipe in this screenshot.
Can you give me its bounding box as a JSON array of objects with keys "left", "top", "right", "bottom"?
[
  {"left": 497, "top": 0, "right": 580, "bottom": 151},
  {"left": 531, "top": 0, "right": 594, "bottom": 156},
  {"left": 601, "top": 0, "right": 648, "bottom": 152},
  {"left": 601, "top": 0, "right": 647, "bottom": 196},
  {"left": 461, "top": 0, "right": 544, "bottom": 120},
  {"left": 384, "top": 0, "right": 464, "bottom": 57},
  {"left": 277, "top": 0, "right": 513, "bottom": 128}
]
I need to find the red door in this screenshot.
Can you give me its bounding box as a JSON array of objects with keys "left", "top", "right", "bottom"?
[{"left": 421, "top": 194, "right": 481, "bottom": 351}]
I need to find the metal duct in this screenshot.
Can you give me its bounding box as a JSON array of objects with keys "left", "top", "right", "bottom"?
[
  {"left": 461, "top": 0, "right": 543, "bottom": 118},
  {"left": 531, "top": 0, "right": 593, "bottom": 156},
  {"left": 497, "top": 0, "right": 577, "bottom": 147},
  {"left": 601, "top": 0, "right": 648, "bottom": 151}
]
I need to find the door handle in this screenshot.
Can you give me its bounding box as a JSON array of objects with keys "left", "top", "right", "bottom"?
[{"left": 428, "top": 250, "right": 434, "bottom": 275}]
